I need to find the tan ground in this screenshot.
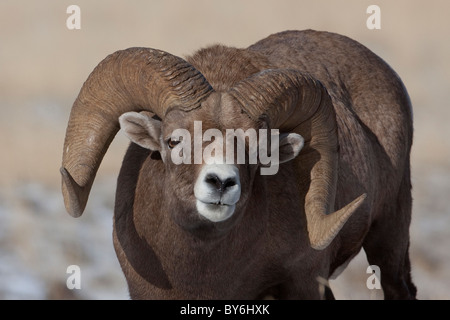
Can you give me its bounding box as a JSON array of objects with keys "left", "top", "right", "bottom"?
[{"left": 0, "top": 1, "right": 449, "bottom": 299}]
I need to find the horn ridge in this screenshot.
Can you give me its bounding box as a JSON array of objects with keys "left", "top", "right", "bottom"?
[{"left": 61, "top": 47, "right": 212, "bottom": 217}]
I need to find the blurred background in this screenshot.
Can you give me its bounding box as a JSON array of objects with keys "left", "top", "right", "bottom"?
[{"left": 0, "top": 0, "right": 449, "bottom": 299}]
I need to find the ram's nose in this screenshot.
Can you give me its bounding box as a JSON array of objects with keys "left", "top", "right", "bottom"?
[
  {"left": 194, "top": 164, "right": 241, "bottom": 222},
  {"left": 205, "top": 174, "right": 237, "bottom": 195},
  {"left": 195, "top": 164, "right": 241, "bottom": 204}
]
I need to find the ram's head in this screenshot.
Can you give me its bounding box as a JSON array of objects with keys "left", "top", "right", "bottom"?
[{"left": 60, "top": 48, "right": 365, "bottom": 249}]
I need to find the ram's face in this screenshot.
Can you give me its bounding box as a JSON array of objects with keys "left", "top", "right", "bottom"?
[{"left": 119, "top": 92, "right": 303, "bottom": 231}]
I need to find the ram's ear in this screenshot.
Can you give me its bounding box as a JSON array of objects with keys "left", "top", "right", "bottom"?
[
  {"left": 279, "top": 133, "right": 304, "bottom": 164},
  {"left": 119, "top": 112, "right": 161, "bottom": 151}
]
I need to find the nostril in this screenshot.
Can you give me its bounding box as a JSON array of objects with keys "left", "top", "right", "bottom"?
[
  {"left": 223, "top": 178, "right": 236, "bottom": 190},
  {"left": 205, "top": 174, "right": 237, "bottom": 193},
  {"left": 205, "top": 174, "right": 223, "bottom": 191}
]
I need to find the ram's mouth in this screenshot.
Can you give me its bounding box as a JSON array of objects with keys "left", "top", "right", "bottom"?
[
  {"left": 195, "top": 200, "right": 236, "bottom": 222},
  {"left": 207, "top": 201, "right": 230, "bottom": 206}
]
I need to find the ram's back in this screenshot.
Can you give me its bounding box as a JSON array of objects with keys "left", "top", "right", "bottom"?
[{"left": 249, "top": 30, "right": 413, "bottom": 173}]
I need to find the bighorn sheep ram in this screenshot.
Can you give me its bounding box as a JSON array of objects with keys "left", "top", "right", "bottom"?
[{"left": 60, "top": 30, "right": 416, "bottom": 299}]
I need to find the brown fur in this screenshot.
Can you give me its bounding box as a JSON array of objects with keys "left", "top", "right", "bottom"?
[{"left": 112, "top": 30, "right": 416, "bottom": 299}]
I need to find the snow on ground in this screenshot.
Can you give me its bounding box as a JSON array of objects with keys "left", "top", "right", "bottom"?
[{"left": 1, "top": 164, "right": 449, "bottom": 300}]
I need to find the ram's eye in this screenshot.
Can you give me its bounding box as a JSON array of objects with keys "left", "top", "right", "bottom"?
[{"left": 167, "top": 139, "right": 181, "bottom": 149}]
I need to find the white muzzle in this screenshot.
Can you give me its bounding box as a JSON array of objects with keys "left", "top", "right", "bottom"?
[{"left": 193, "top": 164, "right": 241, "bottom": 222}]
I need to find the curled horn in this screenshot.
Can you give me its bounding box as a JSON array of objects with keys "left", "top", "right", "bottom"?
[
  {"left": 229, "top": 69, "right": 366, "bottom": 250},
  {"left": 61, "top": 47, "right": 212, "bottom": 217}
]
